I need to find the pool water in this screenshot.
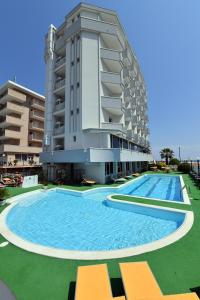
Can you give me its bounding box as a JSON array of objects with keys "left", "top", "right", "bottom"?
[
  {"left": 6, "top": 180, "right": 185, "bottom": 251},
  {"left": 120, "top": 175, "right": 182, "bottom": 201}
]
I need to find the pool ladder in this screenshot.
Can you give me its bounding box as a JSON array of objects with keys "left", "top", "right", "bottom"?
[{"left": 180, "top": 185, "right": 190, "bottom": 198}]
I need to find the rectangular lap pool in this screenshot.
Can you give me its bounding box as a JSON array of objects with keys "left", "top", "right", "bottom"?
[{"left": 119, "top": 175, "right": 184, "bottom": 202}]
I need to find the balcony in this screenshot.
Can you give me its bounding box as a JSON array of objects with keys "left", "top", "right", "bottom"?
[
  {"left": 54, "top": 99, "right": 65, "bottom": 115},
  {"left": 125, "top": 110, "right": 132, "bottom": 122},
  {"left": 0, "top": 115, "right": 22, "bottom": 128},
  {"left": 55, "top": 57, "right": 66, "bottom": 68},
  {"left": 0, "top": 88, "right": 26, "bottom": 104},
  {"left": 0, "top": 129, "right": 21, "bottom": 140},
  {"left": 31, "top": 99, "right": 45, "bottom": 111},
  {"left": 29, "top": 133, "right": 43, "bottom": 142},
  {"left": 54, "top": 79, "right": 65, "bottom": 92},
  {"left": 101, "top": 71, "right": 123, "bottom": 94},
  {"left": 30, "top": 110, "right": 44, "bottom": 121},
  {"left": 55, "top": 36, "right": 65, "bottom": 55},
  {"left": 100, "top": 48, "right": 122, "bottom": 73},
  {"left": 101, "top": 122, "right": 125, "bottom": 133},
  {"left": 101, "top": 96, "right": 124, "bottom": 115},
  {"left": 0, "top": 101, "right": 23, "bottom": 115},
  {"left": 30, "top": 122, "right": 44, "bottom": 132},
  {"left": 122, "top": 48, "right": 132, "bottom": 67},
  {"left": 54, "top": 125, "right": 64, "bottom": 136}
]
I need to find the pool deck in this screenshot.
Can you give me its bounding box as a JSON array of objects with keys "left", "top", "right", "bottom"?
[{"left": 0, "top": 172, "right": 200, "bottom": 299}]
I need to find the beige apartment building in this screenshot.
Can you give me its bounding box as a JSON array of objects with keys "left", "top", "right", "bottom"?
[{"left": 0, "top": 81, "right": 45, "bottom": 168}]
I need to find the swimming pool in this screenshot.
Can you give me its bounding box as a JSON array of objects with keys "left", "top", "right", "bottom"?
[
  {"left": 119, "top": 174, "right": 184, "bottom": 202},
  {"left": 0, "top": 175, "right": 193, "bottom": 259}
]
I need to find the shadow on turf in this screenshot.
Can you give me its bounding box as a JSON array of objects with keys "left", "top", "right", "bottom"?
[
  {"left": 190, "top": 287, "right": 200, "bottom": 298},
  {"left": 67, "top": 278, "right": 124, "bottom": 299}
]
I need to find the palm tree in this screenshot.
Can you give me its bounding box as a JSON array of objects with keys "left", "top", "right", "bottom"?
[{"left": 160, "top": 148, "right": 174, "bottom": 165}]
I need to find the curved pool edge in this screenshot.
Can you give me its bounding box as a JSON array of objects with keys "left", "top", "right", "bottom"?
[{"left": 0, "top": 189, "right": 194, "bottom": 260}]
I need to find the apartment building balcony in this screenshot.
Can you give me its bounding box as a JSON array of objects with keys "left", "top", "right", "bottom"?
[
  {"left": 55, "top": 36, "right": 65, "bottom": 55},
  {"left": 0, "top": 115, "right": 22, "bottom": 128},
  {"left": 101, "top": 96, "right": 124, "bottom": 115},
  {"left": 54, "top": 137, "right": 64, "bottom": 151},
  {"left": 30, "top": 110, "right": 44, "bottom": 121},
  {"left": 123, "top": 68, "right": 131, "bottom": 85},
  {"left": 101, "top": 48, "right": 122, "bottom": 73},
  {"left": 101, "top": 71, "right": 123, "bottom": 92},
  {"left": 55, "top": 57, "right": 66, "bottom": 76},
  {"left": 132, "top": 115, "right": 137, "bottom": 124},
  {"left": 54, "top": 79, "right": 65, "bottom": 96},
  {"left": 125, "top": 110, "right": 132, "bottom": 122},
  {"left": 101, "top": 122, "right": 125, "bottom": 133},
  {"left": 54, "top": 125, "right": 65, "bottom": 136},
  {"left": 0, "top": 144, "right": 42, "bottom": 154},
  {"left": 30, "top": 121, "right": 44, "bottom": 132},
  {"left": 29, "top": 133, "right": 43, "bottom": 142},
  {"left": 122, "top": 48, "right": 132, "bottom": 67},
  {"left": 0, "top": 101, "right": 23, "bottom": 116},
  {"left": 0, "top": 88, "right": 26, "bottom": 104},
  {"left": 31, "top": 99, "right": 45, "bottom": 111},
  {"left": 0, "top": 129, "right": 21, "bottom": 140},
  {"left": 124, "top": 87, "right": 133, "bottom": 102}
]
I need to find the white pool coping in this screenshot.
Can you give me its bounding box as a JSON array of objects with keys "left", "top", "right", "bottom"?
[{"left": 0, "top": 182, "right": 193, "bottom": 260}]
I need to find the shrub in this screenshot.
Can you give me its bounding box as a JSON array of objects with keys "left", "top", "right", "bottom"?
[
  {"left": 169, "top": 158, "right": 180, "bottom": 165},
  {"left": 0, "top": 188, "right": 10, "bottom": 201},
  {"left": 156, "top": 162, "right": 167, "bottom": 170},
  {"left": 178, "top": 163, "right": 190, "bottom": 174},
  {"left": 13, "top": 159, "right": 18, "bottom": 166}
]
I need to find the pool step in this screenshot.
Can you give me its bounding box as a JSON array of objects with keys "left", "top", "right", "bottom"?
[
  {"left": 128, "top": 177, "right": 150, "bottom": 195},
  {"left": 145, "top": 178, "right": 162, "bottom": 198}
]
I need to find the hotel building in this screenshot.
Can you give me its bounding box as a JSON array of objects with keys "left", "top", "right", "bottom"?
[
  {"left": 0, "top": 81, "right": 45, "bottom": 168},
  {"left": 41, "top": 3, "right": 153, "bottom": 183}
]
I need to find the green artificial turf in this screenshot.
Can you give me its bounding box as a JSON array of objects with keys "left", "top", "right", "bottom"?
[{"left": 0, "top": 174, "right": 200, "bottom": 299}]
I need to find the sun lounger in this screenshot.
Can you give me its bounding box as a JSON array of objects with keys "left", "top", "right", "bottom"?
[
  {"left": 131, "top": 173, "right": 140, "bottom": 177},
  {"left": 124, "top": 175, "right": 133, "bottom": 180},
  {"left": 75, "top": 264, "right": 117, "bottom": 300},
  {"left": 81, "top": 178, "right": 96, "bottom": 185},
  {"left": 2, "top": 178, "right": 16, "bottom": 187},
  {"left": 119, "top": 262, "right": 163, "bottom": 300}
]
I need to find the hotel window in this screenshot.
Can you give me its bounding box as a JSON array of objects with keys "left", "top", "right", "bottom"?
[
  {"left": 71, "top": 61, "right": 74, "bottom": 66},
  {"left": 73, "top": 136, "right": 76, "bottom": 142},
  {"left": 72, "top": 18, "right": 75, "bottom": 23},
  {"left": 77, "top": 82, "right": 80, "bottom": 88},
  {"left": 109, "top": 117, "right": 112, "bottom": 123},
  {"left": 77, "top": 35, "right": 80, "bottom": 40},
  {"left": 76, "top": 108, "right": 79, "bottom": 114},
  {"left": 71, "top": 38, "right": 74, "bottom": 44},
  {"left": 77, "top": 57, "right": 80, "bottom": 63},
  {"left": 105, "top": 162, "right": 113, "bottom": 175},
  {"left": 71, "top": 85, "right": 74, "bottom": 90},
  {"left": 70, "top": 110, "right": 73, "bottom": 116}
]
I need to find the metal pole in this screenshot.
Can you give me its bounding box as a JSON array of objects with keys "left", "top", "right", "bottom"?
[{"left": 198, "top": 159, "right": 200, "bottom": 176}]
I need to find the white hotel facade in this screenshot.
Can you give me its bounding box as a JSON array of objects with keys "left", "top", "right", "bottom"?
[{"left": 41, "top": 3, "right": 153, "bottom": 183}]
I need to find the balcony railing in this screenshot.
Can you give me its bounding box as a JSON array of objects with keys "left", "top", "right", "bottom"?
[
  {"left": 30, "top": 122, "right": 44, "bottom": 131},
  {"left": 54, "top": 79, "right": 65, "bottom": 90},
  {"left": 31, "top": 99, "right": 45, "bottom": 111},
  {"left": 55, "top": 101, "right": 65, "bottom": 111},
  {"left": 101, "top": 71, "right": 123, "bottom": 86},
  {"left": 101, "top": 122, "right": 124, "bottom": 132},
  {"left": 29, "top": 134, "right": 43, "bottom": 141},
  {"left": 54, "top": 125, "right": 64, "bottom": 135},
  {"left": 30, "top": 111, "right": 44, "bottom": 120},
  {"left": 55, "top": 57, "right": 66, "bottom": 68},
  {"left": 101, "top": 96, "right": 124, "bottom": 115},
  {"left": 100, "top": 48, "right": 122, "bottom": 63}
]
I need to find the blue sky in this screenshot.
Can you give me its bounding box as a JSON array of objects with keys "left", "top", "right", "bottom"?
[{"left": 1, "top": 0, "right": 200, "bottom": 160}]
